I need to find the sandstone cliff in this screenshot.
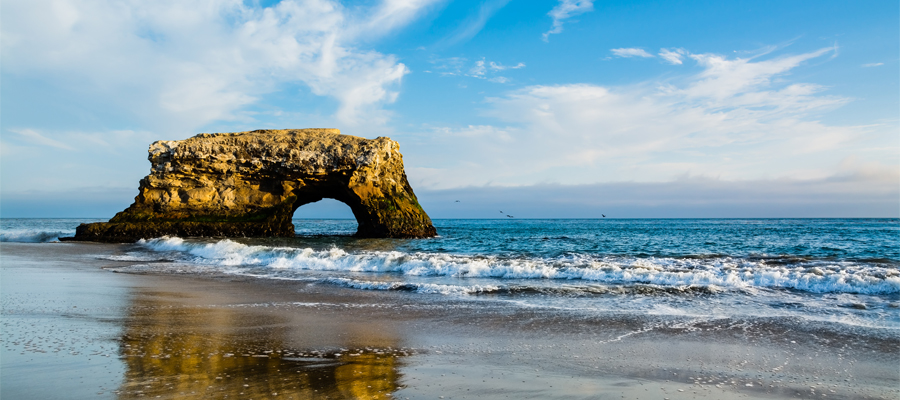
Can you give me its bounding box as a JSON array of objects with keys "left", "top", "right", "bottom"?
[{"left": 71, "top": 129, "right": 436, "bottom": 242}]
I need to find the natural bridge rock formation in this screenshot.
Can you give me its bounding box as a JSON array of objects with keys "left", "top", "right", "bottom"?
[{"left": 72, "top": 129, "right": 436, "bottom": 242}]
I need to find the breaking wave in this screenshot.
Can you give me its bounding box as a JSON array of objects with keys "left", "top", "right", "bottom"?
[
  {"left": 134, "top": 237, "right": 900, "bottom": 295},
  {"left": 0, "top": 230, "right": 69, "bottom": 243}
]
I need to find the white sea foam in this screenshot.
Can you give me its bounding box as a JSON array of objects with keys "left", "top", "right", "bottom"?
[
  {"left": 0, "top": 230, "right": 68, "bottom": 243},
  {"left": 323, "top": 277, "right": 500, "bottom": 295},
  {"left": 134, "top": 237, "right": 900, "bottom": 295}
]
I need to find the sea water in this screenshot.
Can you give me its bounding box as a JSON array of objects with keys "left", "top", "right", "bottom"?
[{"left": 2, "top": 218, "right": 898, "bottom": 330}]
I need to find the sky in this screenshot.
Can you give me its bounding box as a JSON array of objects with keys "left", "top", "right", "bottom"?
[{"left": 1, "top": 0, "right": 898, "bottom": 218}]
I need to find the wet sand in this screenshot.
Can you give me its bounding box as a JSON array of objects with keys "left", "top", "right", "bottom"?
[{"left": 1, "top": 242, "right": 897, "bottom": 399}]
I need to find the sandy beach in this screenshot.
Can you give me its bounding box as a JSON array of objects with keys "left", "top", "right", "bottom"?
[{"left": 2, "top": 241, "right": 897, "bottom": 399}]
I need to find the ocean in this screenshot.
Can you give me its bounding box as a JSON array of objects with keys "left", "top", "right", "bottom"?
[
  {"left": 2, "top": 218, "right": 898, "bottom": 331},
  {"left": 3, "top": 217, "right": 899, "bottom": 399}
]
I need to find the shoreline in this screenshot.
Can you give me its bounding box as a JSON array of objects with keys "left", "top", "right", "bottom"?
[{"left": 2, "top": 242, "right": 898, "bottom": 399}]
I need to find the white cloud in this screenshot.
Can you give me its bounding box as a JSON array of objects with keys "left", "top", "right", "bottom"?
[
  {"left": 0, "top": 0, "right": 442, "bottom": 194},
  {"left": 611, "top": 48, "right": 654, "bottom": 58},
  {"left": 1, "top": 0, "right": 439, "bottom": 130},
  {"left": 469, "top": 60, "right": 487, "bottom": 77},
  {"left": 658, "top": 48, "right": 686, "bottom": 64},
  {"left": 686, "top": 47, "right": 833, "bottom": 99},
  {"left": 7, "top": 129, "right": 76, "bottom": 150},
  {"left": 489, "top": 61, "right": 526, "bottom": 71},
  {"left": 862, "top": 62, "right": 884, "bottom": 67},
  {"left": 405, "top": 47, "right": 895, "bottom": 190},
  {"left": 543, "top": 0, "right": 594, "bottom": 42}
]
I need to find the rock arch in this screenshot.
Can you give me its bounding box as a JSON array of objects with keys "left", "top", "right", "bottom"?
[{"left": 71, "top": 129, "right": 436, "bottom": 242}]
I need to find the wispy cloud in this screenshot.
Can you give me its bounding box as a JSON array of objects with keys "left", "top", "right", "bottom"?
[
  {"left": 1, "top": 0, "right": 441, "bottom": 129},
  {"left": 469, "top": 60, "right": 488, "bottom": 77},
  {"left": 611, "top": 48, "right": 654, "bottom": 58},
  {"left": 358, "top": 0, "right": 442, "bottom": 37},
  {"left": 406, "top": 47, "right": 893, "bottom": 190},
  {"left": 7, "top": 129, "right": 76, "bottom": 150},
  {"left": 488, "top": 61, "right": 526, "bottom": 71},
  {"left": 0, "top": 128, "right": 160, "bottom": 193},
  {"left": 428, "top": 57, "right": 468, "bottom": 76},
  {"left": 439, "top": 0, "right": 512, "bottom": 47},
  {"left": 430, "top": 57, "right": 524, "bottom": 83},
  {"left": 862, "top": 62, "right": 884, "bottom": 67},
  {"left": 686, "top": 47, "right": 834, "bottom": 99},
  {"left": 658, "top": 48, "right": 687, "bottom": 64},
  {"left": 543, "top": 0, "right": 594, "bottom": 42}
]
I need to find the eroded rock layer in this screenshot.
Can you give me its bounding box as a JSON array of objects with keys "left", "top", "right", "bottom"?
[{"left": 72, "top": 129, "right": 436, "bottom": 242}]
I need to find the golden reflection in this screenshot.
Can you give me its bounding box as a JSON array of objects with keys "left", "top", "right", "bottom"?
[
  {"left": 333, "top": 353, "right": 399, "bottom": 399},
  {"left": 116, "top": 292, "right": 404, "bottom": 399}
]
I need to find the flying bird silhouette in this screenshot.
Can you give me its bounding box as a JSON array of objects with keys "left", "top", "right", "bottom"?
[{"left": 602, "top": 214, "right": 606, "bottom": 218}]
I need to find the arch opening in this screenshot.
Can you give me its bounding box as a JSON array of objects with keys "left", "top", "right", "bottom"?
[
  {"left": 291, "top": 198, "right": 358, "bottom": 236},
  {"left": 70, "top": 130, "right": 437, "bottom": 241}
]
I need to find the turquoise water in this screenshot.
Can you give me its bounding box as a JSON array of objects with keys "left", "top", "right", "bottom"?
[
  {"left": 295, "top": 218, "right": 899, "bottom": 260},
  {"left": 3, "top": 218, "right": 899, "bottom": 329}
]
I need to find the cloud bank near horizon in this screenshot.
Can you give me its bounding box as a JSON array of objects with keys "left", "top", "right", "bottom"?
[{"left": 3, "top": 172, "right": 896, "bottom": 218}]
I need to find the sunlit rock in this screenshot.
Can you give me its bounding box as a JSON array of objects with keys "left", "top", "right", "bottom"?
[{"left": 71, "top": 129, "right": 436, "bottom": 242}]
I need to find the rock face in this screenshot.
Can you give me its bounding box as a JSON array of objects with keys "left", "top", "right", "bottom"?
[{"left": 72, "top": 129, "right": 436, "bottom": 242}]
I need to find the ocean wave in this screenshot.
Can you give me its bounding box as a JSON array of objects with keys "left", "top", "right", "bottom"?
[
  {"left": 135, "top": 237, "right": 900, "bottom": 295},
  {"left": 0, "top": 230, "right": 68, "bottom": 243},
  {"left": 322, "top": 277, "right": 501, "bottom": 295}
]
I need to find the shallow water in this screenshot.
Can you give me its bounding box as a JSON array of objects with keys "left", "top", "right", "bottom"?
[
  {"left": 2, "top": 240, "right": 898, "bottom": 400},
  {"left": 3, "top": 218, "right": 899, "bottom": 331}
]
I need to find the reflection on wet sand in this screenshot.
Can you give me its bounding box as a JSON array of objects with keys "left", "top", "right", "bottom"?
[{"left": 116, "top": 291, "right": 405, "bottom": 399}]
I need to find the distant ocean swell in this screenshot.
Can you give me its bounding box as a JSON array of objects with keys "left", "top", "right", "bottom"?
[{"left": 134, "top": 237, "right": 900, "bottom": 295}]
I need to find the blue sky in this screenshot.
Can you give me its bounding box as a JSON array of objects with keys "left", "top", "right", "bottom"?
[{"left": 1, "top": 0, "right": 898, "bottom": 218}]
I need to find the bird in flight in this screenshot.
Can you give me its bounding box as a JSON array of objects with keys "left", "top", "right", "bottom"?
[
  {"left": 506, "top": 215, "right": 514, "bottom": 218},
  {"left": 455, "top": 200, "right": 460, "bottom": 202},
  {"left": 602, "top": 214, "right": 606, "bottom": 218}
]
